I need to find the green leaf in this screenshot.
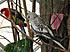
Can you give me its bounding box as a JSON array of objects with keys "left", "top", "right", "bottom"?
[{"left": 4, "top": 39, "right": 31, "bottom": 52}]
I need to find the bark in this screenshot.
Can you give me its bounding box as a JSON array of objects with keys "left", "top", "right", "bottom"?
[{"left": 40, "top": 0, "right": 69, "bottom": 52}]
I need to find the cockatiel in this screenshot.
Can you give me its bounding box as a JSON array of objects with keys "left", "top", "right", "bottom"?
[
  {"left": 27, "top": 12, "right": 54, "bottom": 37},
  {"left": 27, "top": 12, "right": 66, "bottom": 50}
]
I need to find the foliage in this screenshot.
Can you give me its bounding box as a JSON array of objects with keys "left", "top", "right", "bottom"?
[{"left": 4, "top": 39, "right": 31, "bottom": 52}]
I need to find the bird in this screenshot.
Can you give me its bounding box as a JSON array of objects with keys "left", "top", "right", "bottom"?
[
  {"left": 27, "top": 12, "right": 66, "bottom": 50},
  {"left": 0, "top": 8, "right": 27, "bottom": 34},
  {"left": 27, "top": 12, "right": 54, "bottom": 37},
  {"left": 0, "top": 8, "right": 25, "bottom": 21},
  {"left": 0, "top": 8, "right": 27, "bottom": 28},
  {"left": 0, "top": 8, "right": 10, "bottom": 18}
]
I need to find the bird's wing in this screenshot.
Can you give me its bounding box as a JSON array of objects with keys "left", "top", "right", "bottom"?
[
  {"left": 31, "top": 25, "right": 48, "bottom": 34},
  {"left": 43, "top": 25, "right": 54, "bottom": 37}
]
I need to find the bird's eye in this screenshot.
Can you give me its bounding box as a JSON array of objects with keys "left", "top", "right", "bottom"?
[{"left": 28, "top": 16, "right": 30, "bottom": 18}]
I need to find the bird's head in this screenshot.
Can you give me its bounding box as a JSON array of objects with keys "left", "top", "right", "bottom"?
[
  {"left": 0, "top": 8, "right": 10, "bottom": 17},
  {"left": 27, "top": 12, "right": 38, "bottom": 23}
]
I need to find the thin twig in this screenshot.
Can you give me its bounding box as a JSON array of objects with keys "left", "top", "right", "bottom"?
[
  {"left": 13, "top": 0, "right": 30, "bottom": 13},
  {"left": 32, "top": 0, "right": 36, "bottom": 12},
  {"left": 19, "top": 0, "right": 22, "bottom": 13},
  {"left": 11, "top": 0, "right": 13, "bottom": 9},
  {"left": 0, "top": 26, "right": 11, "bottom": 29},
  {"left": 16, "top": 0, "right": 18, "bottom": 10},
  {"left": 0, "top": 35, "right": 11, "bottom": 43},
  {"left": 0, "top": 0, "right": 6, "bottom": 4},
  {"left": 22, "top": 0, "right": 27, "bottom": 16}
]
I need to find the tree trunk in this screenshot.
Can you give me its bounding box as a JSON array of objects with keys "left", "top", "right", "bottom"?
[{"left": 40, "top": 0, "right": 69, "bottom": 52}]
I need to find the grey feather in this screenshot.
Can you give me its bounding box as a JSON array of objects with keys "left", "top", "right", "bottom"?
[{"left": 27, "top": 12, "right": 54, "bottom": 37}]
